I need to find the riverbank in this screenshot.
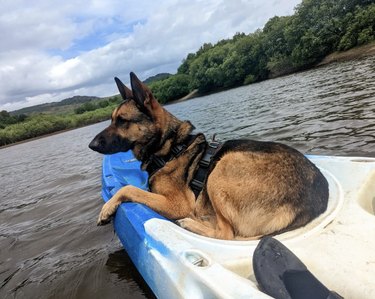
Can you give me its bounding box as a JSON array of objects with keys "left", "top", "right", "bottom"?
[
  {"left": 317, "top": 41, "right": 375, "bottom": 66},
  {"left": 0, "top": 123, "right": 101, "bottom": 149},
  {"left": 165, "top": 89, "right": 199, "bottom": 105},
  {"left": 0, "top": 106, "right": 114, "bottom": 149}
]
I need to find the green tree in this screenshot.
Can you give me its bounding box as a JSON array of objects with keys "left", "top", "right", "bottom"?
[
  {"left": 98, "top": 100, "right": 110, "bottom": 108},
  {"left": 150, "top": 74, "right": 191, "bottom": 103},
  {"left": 338, "top": 4, "right": 375, "bottom": 50}
]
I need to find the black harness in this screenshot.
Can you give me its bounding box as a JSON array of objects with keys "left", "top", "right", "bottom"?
[
  {"left": 189, "top": 138, "right": 221, "bottom": 197},
  {"left": 145, "top": 135, "right": 222, "bottom": 197}
]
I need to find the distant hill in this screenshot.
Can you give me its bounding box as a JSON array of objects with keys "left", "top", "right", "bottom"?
[
  {"left": 9, "top": 73, "right": 171, "bottom": 116},
  {"left": 58, "top": 95, "right": 100, "bottom": 106},
  {"left": 144, "top": 73, "right": 172, "bottom": 84},
  {"left": 11, "top": 96, "right": 100, "bottom": 115}
]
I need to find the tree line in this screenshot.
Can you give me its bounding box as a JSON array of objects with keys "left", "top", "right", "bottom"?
[
  {"left": 149, "top": 0, "right": 375, "bottom": 102},
  {"left": 0, "top": 110, "right": 27, "bottom": 129}
]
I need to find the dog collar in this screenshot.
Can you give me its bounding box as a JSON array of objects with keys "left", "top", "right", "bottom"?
[{"left": 145, "top": 134, "right": 197, "bottom": 177}]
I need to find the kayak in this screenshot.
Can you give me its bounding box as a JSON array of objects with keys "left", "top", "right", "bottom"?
[{"left": 101, "top": 151, "right": 375, "bottom": 299}]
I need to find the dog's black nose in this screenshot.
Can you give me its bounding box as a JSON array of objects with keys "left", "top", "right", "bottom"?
[
  {"left": 88, "top": 138, "right": 99, "bottom": 151},
  {"left": 89, "top": 136, "right": 105, "bottom": 152}
]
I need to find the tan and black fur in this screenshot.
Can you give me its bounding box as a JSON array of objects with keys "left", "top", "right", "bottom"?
[{"left": 89, "top": 72, "right": 329, "bottom": 240}]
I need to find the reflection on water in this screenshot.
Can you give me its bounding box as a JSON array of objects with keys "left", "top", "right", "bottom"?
[{"left": 0, "top": 55, "right": 374, "bottom": 298}]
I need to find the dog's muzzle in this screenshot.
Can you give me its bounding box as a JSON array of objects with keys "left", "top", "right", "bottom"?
[{"left": 89, "top": 131, "right": 131, "bottom": 154}]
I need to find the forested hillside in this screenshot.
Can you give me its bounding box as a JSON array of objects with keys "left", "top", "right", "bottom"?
[{"left": 149, "top": 0, "right": 375, "bottom": 102}]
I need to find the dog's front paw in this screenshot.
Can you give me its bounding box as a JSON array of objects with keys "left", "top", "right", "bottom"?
[{"left": 97, "top": 201, "right": 118, "bottom": 226}]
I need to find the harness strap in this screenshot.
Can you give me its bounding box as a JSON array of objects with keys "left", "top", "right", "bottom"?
[
  {"left": 190, "top": 139, "right": 222, "bottom": 197},
  {"left": 145, "top": 134, "right": 222, "bottom": 197},
  {"left": 145, "top": 136, "right": 195, "bottom": 177}
]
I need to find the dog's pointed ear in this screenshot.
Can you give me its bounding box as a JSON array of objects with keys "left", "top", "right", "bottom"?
[
  {"left": 130, "top": 72, "right": 161, "bottom": 117},
  {"left": 114, "top": 77, "right": 133, "bottom": 100}
]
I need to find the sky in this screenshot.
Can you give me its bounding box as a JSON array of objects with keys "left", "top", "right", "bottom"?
[{"left": 0, "top": 0, "right": 301, "bottom": 112}]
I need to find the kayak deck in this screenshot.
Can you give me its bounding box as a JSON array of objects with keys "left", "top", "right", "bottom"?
[{"left": 101, "top": 151, "right": 375, "bottom": 298}]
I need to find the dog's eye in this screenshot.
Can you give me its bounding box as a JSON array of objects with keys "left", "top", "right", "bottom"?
[{"left": 116, "top": 116, "right": 127, "bottom": 125}]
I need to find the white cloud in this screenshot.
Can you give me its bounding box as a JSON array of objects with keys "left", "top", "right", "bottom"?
[{"left": 0, "top": 0, "right": 301, "bottom": 111}]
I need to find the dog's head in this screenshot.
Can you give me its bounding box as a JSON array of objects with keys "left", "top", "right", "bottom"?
[{"left": 89, "top": 72, "right": 163, "bottom": 155}]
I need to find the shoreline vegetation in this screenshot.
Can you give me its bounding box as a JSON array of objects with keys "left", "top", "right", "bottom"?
[{"left": 1, "top": 0, "right": 375, "bottom": 148}]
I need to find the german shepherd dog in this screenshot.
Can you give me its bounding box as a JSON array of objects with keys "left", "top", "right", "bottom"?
[{"left": 89, "top": 72, "right": 328, "bottom": 240}]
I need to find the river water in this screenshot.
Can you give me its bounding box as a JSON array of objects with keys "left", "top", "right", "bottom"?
[{"left": 1, "top": 56, "right": 374, "bottom": 299}]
